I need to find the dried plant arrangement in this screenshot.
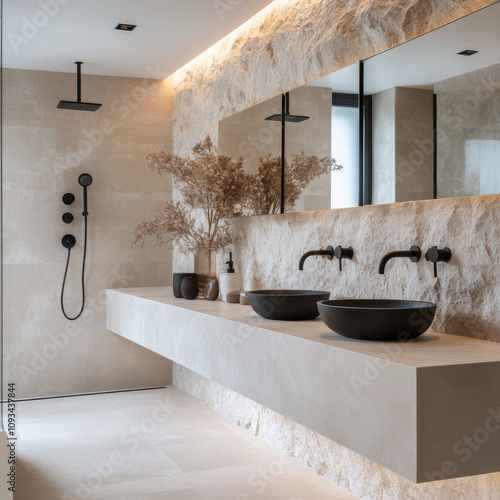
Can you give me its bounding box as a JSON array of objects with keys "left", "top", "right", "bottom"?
[
  {"left": 247, "top": 153, "right": 342, "bottom": 215},
  {"left": 132, "top": 136, "right": 250, "bottom": 256},
  {"left": 133, "top": 136, "right": 341, "bottom": 263}
]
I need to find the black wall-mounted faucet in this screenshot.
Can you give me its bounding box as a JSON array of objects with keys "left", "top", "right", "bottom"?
[
  {"left": 378, "top": 246, "right": 421, "bottom": 274},
  {"left": 425, "top": 246, "right": 452, "bottom": 278},
  {"left": 298, "top": 246, "right": 334, "bottom": 270},
  {"left": 299, "top": 245, "right": 353, "bottom": 272}
]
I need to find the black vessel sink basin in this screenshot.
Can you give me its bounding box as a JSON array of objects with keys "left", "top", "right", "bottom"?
[
  {"left": 248, "top": 290, "right": 330, "bottom": 321},
  {"left": 317, "top": 299, "right": 437, "bottom": 341}
]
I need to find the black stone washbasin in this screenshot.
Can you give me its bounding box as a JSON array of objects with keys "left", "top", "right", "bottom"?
[
  {"left": 248, "top": 290, "right": 330, "bottom": 321},
  {"left": 317, "top": 299, "right": 437, "bottom": 341}
]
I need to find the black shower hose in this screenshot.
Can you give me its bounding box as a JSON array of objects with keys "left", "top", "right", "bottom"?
[{"left": 60, "top": 212, "right": 88, "bottom": 321}]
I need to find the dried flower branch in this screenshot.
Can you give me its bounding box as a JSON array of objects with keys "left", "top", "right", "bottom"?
[
  {"left": 247, "top": 153, "right": 342, "bottom": 215},
  {"left": 133, "top": 136, "right": 249, "bottom": 254},
  {"left": 133, "top": 136, "right": 342, "bottom": 256}
]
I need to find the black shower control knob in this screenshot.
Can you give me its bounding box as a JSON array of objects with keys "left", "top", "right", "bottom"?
[
  {"left": 62, "top": 234, "right": 76, "bottom": 249},
  {"left": 63, "top": 193, "right": 75, "bottom": 205},
  {"left": 334, "top": 246, "right": 353, "bottom": 272},
  {"left": 62, "top": 213, "right": 74, "bottom": 224},
  {"left": 425, "top": 246, "right": 452, "bottom": 263},
  {"left": 334, "top": 245, "right": 354, "bottom": 260}
]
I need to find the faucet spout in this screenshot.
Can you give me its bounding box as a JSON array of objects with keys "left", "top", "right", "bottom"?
[
  {"left": 378, "top": 246, "right": 421, "bottom": 274},
  {"left": 299, "top": 246, "right": 334, "bottom": 270}
]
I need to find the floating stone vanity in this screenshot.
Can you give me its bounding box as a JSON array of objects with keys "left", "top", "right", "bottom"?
[{"left": 106, "top": 286, "right": 500, "bottom": 483}]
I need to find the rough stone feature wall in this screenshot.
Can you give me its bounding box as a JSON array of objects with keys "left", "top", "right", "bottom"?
[
  {"left": 174, "top": 364, "right": 500, "bottom": 500},
  {"left": 171, "top": 0, "right": 495, "bottom": 157},
  {"left": 169, "top": 0, "right": 500, "bottom": 496},
  {"left": 229, "top": 194, "right": 500, "bottom": 342},
  {"left": 170, "top": 0, "right": 497, "bottom": 274}
]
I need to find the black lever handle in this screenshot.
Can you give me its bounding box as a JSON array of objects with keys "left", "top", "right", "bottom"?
[
  {"left": 425, "top": 246, "right": 452, "bottom": 278},
  {"left": 334, "top": 246, "right": 353, "bottom": 272}
]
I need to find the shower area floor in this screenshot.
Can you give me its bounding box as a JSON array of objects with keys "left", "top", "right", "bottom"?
[{"left": 12, "top": 386, "right": 359, "bottom": 499}]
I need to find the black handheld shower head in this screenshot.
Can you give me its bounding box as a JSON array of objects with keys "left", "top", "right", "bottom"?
[
  {"left": 78, "top": 173, "right": 93, "bottom": 187},
  {"left": 78, "top": 173, "right": 92, "bottom": 216}
]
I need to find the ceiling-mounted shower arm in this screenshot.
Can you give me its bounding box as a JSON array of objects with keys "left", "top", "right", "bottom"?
[
  {"left": 76, "top": 61, "right": 82, "bottom": 103},
  {"left": 57, "top": 61, "right": 102, "bottom": 112}
]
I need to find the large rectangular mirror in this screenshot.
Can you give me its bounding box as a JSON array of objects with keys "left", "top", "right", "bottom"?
[
  {"left": 365, "top": 1, "right": 500, "bottom": 204},
  {"left": 218, "top": 63, "right": 359, "bottom": 215},
  {"left": 218, "top": 2, "right": 500, "bottom": 216}
]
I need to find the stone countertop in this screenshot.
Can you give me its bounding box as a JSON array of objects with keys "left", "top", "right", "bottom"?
[{"left": 111, "top": 286, "right": 500, "bottom": 368}]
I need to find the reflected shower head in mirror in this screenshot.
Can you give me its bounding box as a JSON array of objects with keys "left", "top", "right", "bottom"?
[
  {"left": 265, "top": 113, "right": 310, "bottom": 122},
  {"left": 265, "top": 92, "right": 310, "bottom": 122}
]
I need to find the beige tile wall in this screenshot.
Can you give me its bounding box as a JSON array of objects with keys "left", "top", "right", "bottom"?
[
  {"left": 436, "top": 62, "right": 500, "bottom": 198},
  {"left": 2, "top": 68, "right": 173, "bottom": 398},
  {"left": 373, "top": 87, "right": 434, "bottom": 203}
]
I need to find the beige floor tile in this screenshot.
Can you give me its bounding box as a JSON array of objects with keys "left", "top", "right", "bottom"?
[
  {"left": 157, "top": 434, "right": 270, "bottom": 473},
  {"left": 18, "top": 473, "right": 209, "bottom": 500},
  {"left": 188, "top": 461, "right": 359, "bottom": 500},
  {"left": 11, "top": 387, "right": 359, "bottom": 500},
  {"left": 147, "top": 416, "right": 240, "bottom": 444}
]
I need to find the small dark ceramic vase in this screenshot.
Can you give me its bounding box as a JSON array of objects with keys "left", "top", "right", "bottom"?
[
  {"left": 180, "top": 275, "right": 199, "bottom": 300},
  {"left": 204, "top": 277, "right": 219, "bottom": 301},
  {"left": 173, "top": 273, "right": 197, "bottom": 298}
]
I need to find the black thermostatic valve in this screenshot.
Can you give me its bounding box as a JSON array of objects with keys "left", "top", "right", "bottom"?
[
  {"left": 62, "top": 234, "right": 76, "bottom": 249},
  {"left": 62, "top": 213, "right": 74, "bottom": 224},
  {"left": 63, "top": 193, "right": 75, "bottom": 205}
]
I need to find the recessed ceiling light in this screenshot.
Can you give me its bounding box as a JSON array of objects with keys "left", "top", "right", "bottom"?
[
  {"left": 115, "top": 23, "right": 137, "bottom": 32},
  {"left": 457, "top": 49, "right": 478, "bottom": 56}
]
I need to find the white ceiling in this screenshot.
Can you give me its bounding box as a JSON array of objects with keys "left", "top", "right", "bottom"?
[
  {"left": 2, "top": 0, "right": 276, "bottom": 78},
  {"left": 309, "top": 2, "right": 500, "bottom": 94}
]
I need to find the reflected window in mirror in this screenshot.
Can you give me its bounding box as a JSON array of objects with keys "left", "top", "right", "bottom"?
[{"left": 331, "top": 93, "right": 361, "bottom": 208}]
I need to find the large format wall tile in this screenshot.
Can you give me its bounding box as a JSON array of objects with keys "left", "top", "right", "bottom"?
[{"left": 3, "top": 69, "right": 173, "bottom": 398}]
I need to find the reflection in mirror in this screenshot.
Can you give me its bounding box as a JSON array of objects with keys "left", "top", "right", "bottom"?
[
  {"left": 218, "top": 62, "right": 360, "bottom": 215},
  {"left": 308, "top": 63, "right": 360, "bottom": 208},
  {"left": 364, "top": 2, "right": 500, "bottom": 204}
]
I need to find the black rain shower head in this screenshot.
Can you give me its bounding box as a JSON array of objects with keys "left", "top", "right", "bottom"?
[
  {"left": 57, "top": 62, "right": 102, "bottom": 112},
  {"left": 57, "top": 100, "right": 102, "bottom": 112}
]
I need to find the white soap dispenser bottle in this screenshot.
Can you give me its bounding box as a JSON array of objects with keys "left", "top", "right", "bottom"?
[{"left": 219, "top": 252, "right": 240, "bottom": 302}]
